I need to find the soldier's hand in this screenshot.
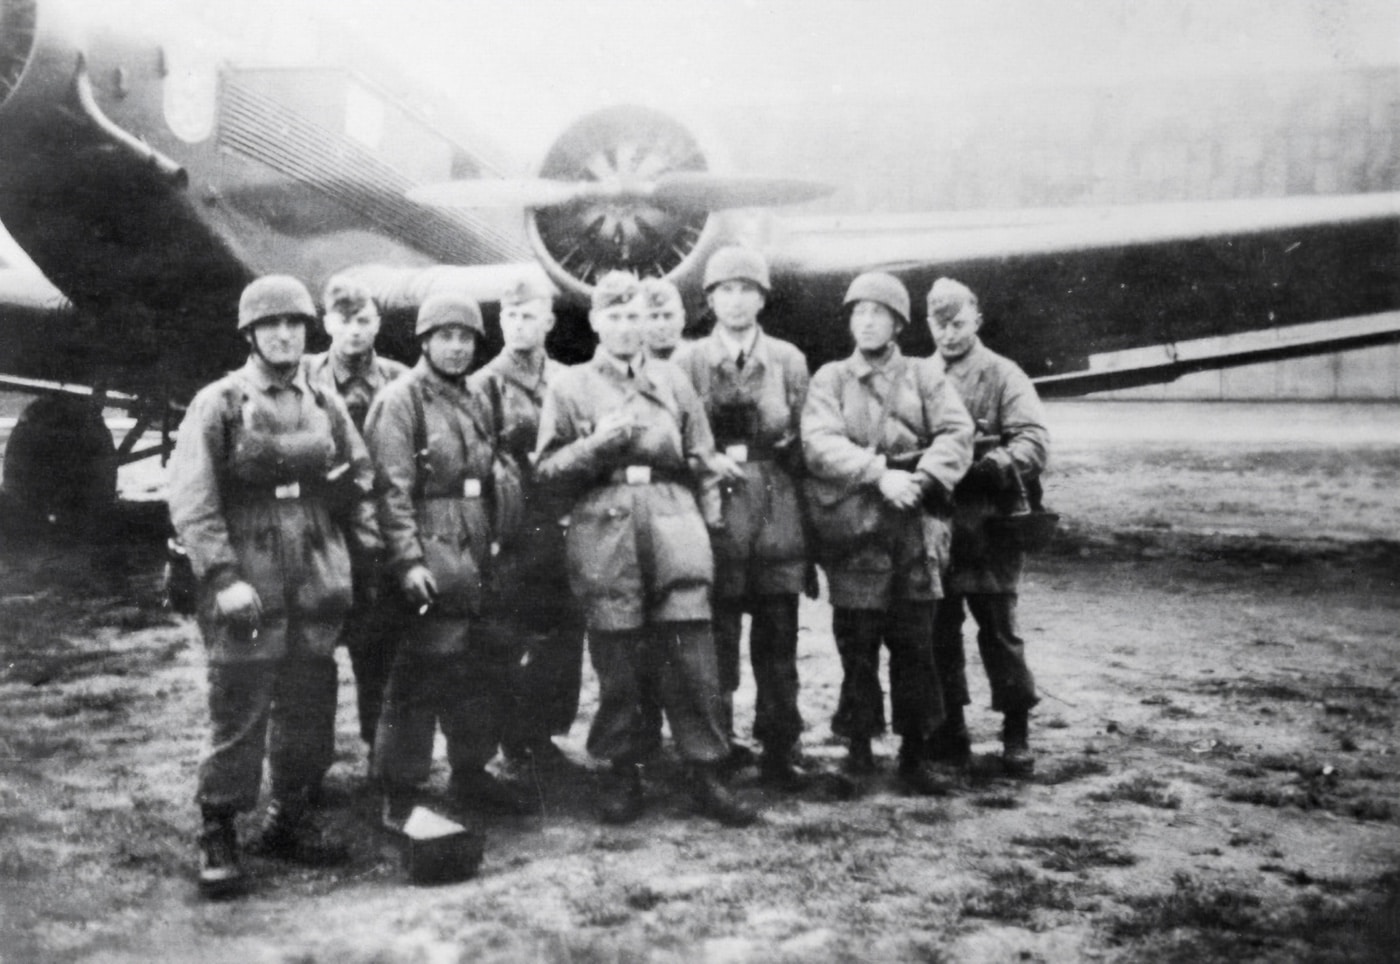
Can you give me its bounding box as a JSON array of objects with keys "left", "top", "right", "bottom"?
[
  {"left": 594, "top": 410, "right": 637, "bottom": 449},
  {"left": 214, "top": 581, "right": 262, "bottom": 625},
  {"left": 878, "top": 469, "right": 923, "bottom": 510},
  {"left": 711, "top": 452, "right": 747, "bottom": 484},
  {"left": 803, "top": 562, "right": 821, "bottom": 600},
  {"left": 401, "top": 564, "right": 438, "bottom": 609}
]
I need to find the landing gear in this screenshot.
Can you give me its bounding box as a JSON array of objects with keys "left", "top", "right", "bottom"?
[{"left": 1, "top": 395, "right": 117, "bottom": 527}]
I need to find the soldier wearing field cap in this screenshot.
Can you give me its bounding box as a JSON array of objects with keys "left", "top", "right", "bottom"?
[
  {"left": 469, "top": 275, "right": 585, "bottom": 771},
  {"left": 926, "top": 277, "right": 1050, "bottom": 776},
  {"left": 801, "top": 271, "right": 973, "bottom": 794},
  {"left": 169, "top": 275, "right": 380, "bottom": 897},
  {"left": 672, "top": 246, "right": 814, "bottom": 788},
  {"left": 641, "top": 277, "right": 687, "bottom": 360},
  {"left": 535, "top": 270, "right": 757, "bottom": 827},
  {"left": 364, "top": 293, "right": 535, "bottom": 824},
  {"left": 302, "top": 274, "right": 407, "bottom": 756}
]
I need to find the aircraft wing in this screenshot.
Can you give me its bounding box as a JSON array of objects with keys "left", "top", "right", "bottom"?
[{"left": 767, "top": 192, "right": 1400, "bottom": 394}]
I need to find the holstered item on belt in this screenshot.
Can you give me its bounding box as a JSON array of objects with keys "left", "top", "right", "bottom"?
[{"left": 984, "top": 465, "right": 1058, "bottom": 553}]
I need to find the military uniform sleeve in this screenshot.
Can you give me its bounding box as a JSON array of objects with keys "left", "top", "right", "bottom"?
[
  {"left": 166, "top": 385, "right": 242, "bottom": 592},
  {"left": 364, "top": 384, "right": 423, "bottom": 576},
  {"left": 784, "top": 344, "right": 811, "bottom": 439},
  {"left": 534, "top": 373, "right": 614, "bottom": 495},
  {"left": 995, "top": 364, "right": 1050, "bottom": 480},
  {"left": 669, "top": 342, "right": 701, "bottom": 391},
  {"left": 801, "top": 364, "right": 886, "bottom": 487},
  {"left": 913, "top": 367, "right": 975, "bottom": 493},
  {"left": 324, "top": 389, "right": 382, "bottom": 553},
  {"left": 672, "top": 368, "right": 723, "bottom": 527}
]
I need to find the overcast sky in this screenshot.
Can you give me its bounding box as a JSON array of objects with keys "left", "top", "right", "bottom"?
[
  {"left": 76, "top": 0, "right": 1400, "bottom": 159},
  {"left": 336, "top": 0, "right": 1400, "bottom": 155}
]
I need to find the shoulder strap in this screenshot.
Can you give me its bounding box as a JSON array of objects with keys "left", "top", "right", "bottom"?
[
  {"left": 410, "top": 381, "right": 428, "bottom": 502},
  {"left": 868, "top": 361, "right": 908, "bottom": 454}
]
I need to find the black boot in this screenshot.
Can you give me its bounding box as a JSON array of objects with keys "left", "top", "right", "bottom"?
[
  {"left": 690, "top": 765, "right": 759, "bottom": 827},
  {"left": 898, "top": 736, "right": 956, "bottom": 796},
  {"left": 1002, "top": 708, "right": 1035, "bottom": 777},
  {"left": 598, "top": 763, "right": 646, "bottom": 825},
  {"left": 197, "top": 809, "right": 244, "bottom": 899},
  {"left": 380, "top": 784, "right": 418, "bottom": 832},
  {"left": 927, "top": 704, "right": 972, "bottom": 767},
  {"left": 844, "top": 737, "right": 877, "bottom": 775},
  {"left": 247, "top": 790, "right": 349, "bottom": 866},
  {"left": 759, "top": 744, "right": 811, "bottom": 792},
  {"left": 450, "top": 769, "right": 541, "bottom": 817}
]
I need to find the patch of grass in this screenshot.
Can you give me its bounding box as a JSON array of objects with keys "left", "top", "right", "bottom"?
[
  {"left": 1110, "top": 869, "right": 1400, "bottom": 962},
  {"left": 591, "top": 834, "right": 644, "bottom": 853},
  {"left": 624, "top": 884, "right": 665, "bottom": 911},
  {"left": 1036, "top": 757, "right": 1109, "bottom": 786},
  {"left": 960, "top": 864, "right": 1075, "bottom": 922},
  {"left": 971, "top": 794, "right": 1019, "bottom": 810},
  {"left": 1011, "top": 834, "right": 1138, "bottom": 873},
  {"left": 1088, "top": 774, "right": 1182, "bottom": 809},
  {"left": 1113, "top": 872, "right": 1263, "bottom": 938}
]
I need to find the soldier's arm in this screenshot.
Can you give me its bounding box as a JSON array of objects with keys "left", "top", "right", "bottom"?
[
  {"left": 363, "top": 387, "right": 424, "bottom": 577},
  {"left": 325, "top": 389, "right": 383, "bottom": 554},
  {"left": 673, "top": 370, "right": 723, "bottom": 527},
  {"left": 913, "top": 369, "right": 975, "bottom": 494},
  {"left": 534, "top": 375, "right": 615, "bottom": 492},
  {"left": 166, "top": 387, "right": 242, "bottom": 592},
  {"left": 801, "top": 365, "right": 885, "bottom": 487},
  {"left": 996, "top": 365, "right": 1051, "bottom": 480}
]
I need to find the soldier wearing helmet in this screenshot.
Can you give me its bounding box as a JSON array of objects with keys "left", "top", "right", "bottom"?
[
  {"left": 671, "top": 246, "right": 815, "bottom": 788},
  {"left": 363, "top": 292, "right": 535, "bottom": 825},
  {"left": 926, "top": 277, "right": 1050, "bottom": 777},
  {"left": 302, "top": 274, "right": 408, "bottom": 759},
  {"left": 535, "top": 270, "right": 757, "bottom": 828},
  {"left": 801, "top": 271, "right": 973, "bottom": 793},
  {"left": 168, "top": 275, "right": 381, "bottom": 897},
  {"left": 468, "top": 275, "right": 586, "bottom": 774}
]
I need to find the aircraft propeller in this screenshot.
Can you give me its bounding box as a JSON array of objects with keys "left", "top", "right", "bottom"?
[{"left": 407, "top": 172, "right": 833, "bottom": 212}]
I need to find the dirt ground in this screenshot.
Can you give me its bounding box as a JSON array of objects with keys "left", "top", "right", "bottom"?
[{"left": 1, "top": 400, "right": 1398, "bottom": 963}]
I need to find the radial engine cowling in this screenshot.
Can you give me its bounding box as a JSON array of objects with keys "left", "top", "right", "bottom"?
[{"left": 526, "top": 105, "right": 718, "bottom": 301}]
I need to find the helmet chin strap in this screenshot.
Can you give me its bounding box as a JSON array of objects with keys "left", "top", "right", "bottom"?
[
  {"left": 246, "top": 332, "right": 300, "bottom": 378},
  {"left": 422, "top": 350, "right": 468, "bottom": 386}
]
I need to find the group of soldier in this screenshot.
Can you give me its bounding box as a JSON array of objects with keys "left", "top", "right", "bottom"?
[{"left": 167, "top": 244, "right": 1050, "bottom": 899}]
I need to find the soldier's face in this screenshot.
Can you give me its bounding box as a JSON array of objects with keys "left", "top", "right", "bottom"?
[
  {"left": 931, "top": 306, "right": 982, "bottom": 360},
  {"left": 591, "top": 300, "right": 644, "bottom": 360},
  {"left": 849, "top": 301, "right": 899, "bottom": 353},
  {"left": 501, "top": 298, "right": 554, "bottom": 353},
  {"left": 423, "top": 324, "right": 477, "bottom": 376},
  {"left": 707, "top": 280, "right": 765, "bottom": 332},
  {"left": 324, "top": 305, "right": 380, "bottom": 358},
  {"left": 249, "top": 316, "right": 306, "bottom": 367},
  {"left": 645, "top": 302, "right": 685, "bottom": 352}
]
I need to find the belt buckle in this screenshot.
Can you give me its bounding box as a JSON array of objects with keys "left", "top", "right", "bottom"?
[
  {"left": 462, "top": 478, "right": 482, "bottom": 498},
  {"left": 624, "top": 465, "right": 651, "bottom": 485},
  {"left": 274, "top": 482, "right": 300, "bottom": 500},
  {"left": 724, "top": 443, "right": 749, "bottom": 464}
]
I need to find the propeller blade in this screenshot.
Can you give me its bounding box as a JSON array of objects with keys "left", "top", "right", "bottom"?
[
  {"left": 408, "top": 179, "right": 589, "bottom": 209},
  {"left": 652, "top": 173, "right": 835, "bottom": 210}
]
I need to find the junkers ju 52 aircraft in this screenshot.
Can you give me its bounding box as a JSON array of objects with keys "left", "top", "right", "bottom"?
[{"left": 0, "top": 0, "right": 1397, "bottom": 523}]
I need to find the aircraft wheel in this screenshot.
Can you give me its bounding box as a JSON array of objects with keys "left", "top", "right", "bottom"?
[{"left": 1, "top": 396, "right": 117, "bottom": 528}]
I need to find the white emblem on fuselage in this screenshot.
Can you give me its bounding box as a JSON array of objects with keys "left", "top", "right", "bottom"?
[{"left": 162, "top": 43, "right": 219, "bottom": 144}]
